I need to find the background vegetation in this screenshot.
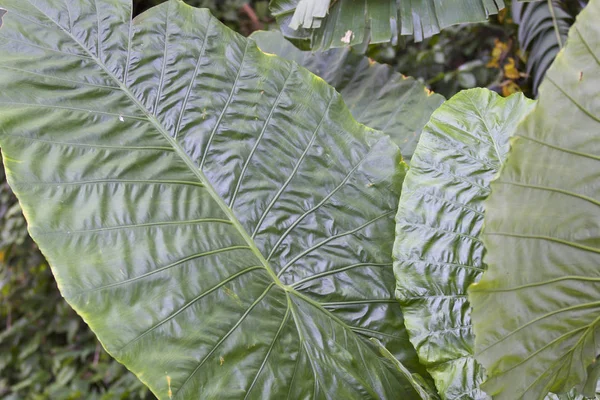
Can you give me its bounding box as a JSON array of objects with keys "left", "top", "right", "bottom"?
[{"left": 0, "top": 0, "right": 583, "bottom": 398}]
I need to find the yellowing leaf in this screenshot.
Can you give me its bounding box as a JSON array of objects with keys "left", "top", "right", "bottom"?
[
  {"left": 501, "top": 81, "right": 521, "bottom": 96},
  {"left": 503, "top": 57, "right": 521, "bottom": 79},
  {"left": 487, "top": 39, "right": 509, "bottom": 68}
]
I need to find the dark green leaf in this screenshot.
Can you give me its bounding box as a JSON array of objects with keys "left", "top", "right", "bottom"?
[
  {"left": 269, "top": 0, "right": 505, "bottom": 49},
  {"left": 512, "top": 0, "right": 575, "bottom": 95},
  {"left": 251, "top": 30, "right": 445, "bottom": 161},
  {"left": 0, "top": 0, "right": 428, "bottom": 398}
]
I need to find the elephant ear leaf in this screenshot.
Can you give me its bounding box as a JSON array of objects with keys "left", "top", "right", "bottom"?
[
  {"left": 470, "top": 0, "right": 600, "bottom": 398},
  {"left": 0, "top": 0, "right": 429, "bottom": 398},
  {"left": 251, "top": 30, "right": 444, "bottom": 161},
  {"left": 394, "top": 88, "right": 535, "bottom": 399}
]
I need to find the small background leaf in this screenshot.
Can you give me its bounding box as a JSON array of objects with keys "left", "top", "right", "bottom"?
[
  {"left": 251, "top": 30, "right": 445, "bottom": 160},
  {"left": 269, "top": 0, "right": 506, "bottom": 49}
]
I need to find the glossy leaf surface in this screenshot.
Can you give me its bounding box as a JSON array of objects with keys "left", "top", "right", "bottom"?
[
  {"left": 269, "top": 0, "right": 505, "bottom": 48},
  {"left": 251, "top": 30, "right": 444, "bottom": 161},
  {"left": 0, "top": 0, "right": 427, "bottom": 398},
  {"left": 470, "top": 0, "right": 600, "bottom": 398},
  {"left": 394, "top": 88, "right": 535, "bottom": 399}
]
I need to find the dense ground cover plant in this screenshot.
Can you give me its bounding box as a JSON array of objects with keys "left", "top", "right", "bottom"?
[{"left": 0, "top": 0, "right": 597, "bottom": 399}]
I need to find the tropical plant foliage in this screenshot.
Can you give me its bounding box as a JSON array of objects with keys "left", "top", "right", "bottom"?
[
  {"left": 0, "top": 0, "right": 598, "bottom": 399},
  {"left": 512, "top": 0, "right": 582, "bottom": 95},
  {"left": 251, "top": 30, "right": 444, "bottom": 160},
  {"left": 269, "top": 0, "right": 505, "bottom": 49},
  {"left": 394, "top": 88, "right": 535, "bottom": 399},
  {"left": 0, "top": 159, "right": 157, "bottom": 400},
  {"left": 470, "top": 2, "right": 600, "bottom": 398},
  {"left": 0, "top": 0, "right": 431, "bottom": 397}
]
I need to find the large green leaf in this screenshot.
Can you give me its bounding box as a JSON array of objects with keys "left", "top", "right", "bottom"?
[
  {"left": 0, "top": 0, "right": 430, "bottom": 398},
  {"left": 251, "top": 30, "right": 445, "bottom": 161},
  {"left": 393, "top": 88, "right": 535, "bottom": 399},
  {"left": 469, "top": 0, "right": 600, "bottom": 398},
  {"left": 269, "top": 0, "right": 505, "bottom": 49}
]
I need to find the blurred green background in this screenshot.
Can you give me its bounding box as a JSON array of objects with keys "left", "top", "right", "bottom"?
[{"left": 0, "top": 0, "right": 560, "bottom": 398}]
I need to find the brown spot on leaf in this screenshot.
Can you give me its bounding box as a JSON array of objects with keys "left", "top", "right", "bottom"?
[
  {"left": 579, "top": 71, "right": 584, "bottom": 81},
  {"left": 223, "top": 286, "right": 243, "bottom": 306}
]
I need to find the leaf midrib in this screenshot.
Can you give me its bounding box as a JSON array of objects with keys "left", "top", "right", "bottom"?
[
  {"left": 16, "top": 4, "right": 410, "bottom": 396},
  {"left": 21, "top": 0, "right": 400, "bottom": 336},
  {"left": 21, "top": 0, "right": 286, "bottom": 290}
]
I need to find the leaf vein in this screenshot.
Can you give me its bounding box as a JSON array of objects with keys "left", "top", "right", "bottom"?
[
  {"left": 72, "top": 246, "right": 254, "bottom": 295},
  {"left": 230, "top": 64, "right": 296, "bottom": 208},
  {"left": 119, "top": 267, "right": 267, "bottom": 353},
  {"left": 277, "top": 210, "right": 395, "bottom": 277},
  {"left": 174, "top": 283, "right": 276, "bottom": 397},
  {"left": 199, "top": 40, "right": 250, "bottom": 169}
]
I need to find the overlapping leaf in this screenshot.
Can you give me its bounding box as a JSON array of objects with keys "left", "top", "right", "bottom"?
[
  {"left": 251, "top": 30, "right": 444, "bottom": 160},
  {"left": 394, "top": 88, "right": 535, "bottom": 399},
  {"left": 512, "top": 0, "right": 575, "bottom": 95},
  {"left": 470, "top": 0, "right": 600, "bottom": 398},
  {"left": 0, "top": 0, "right": 430, "bottom": 398},
  {"left": 269, "top": 0, "right": 505, "bottom": 49}
]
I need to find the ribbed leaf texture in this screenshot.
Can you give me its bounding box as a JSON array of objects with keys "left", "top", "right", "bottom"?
[
  {"left": 470, "top": 0, "right": 600, "bottom": 398},
  {"left": 0, "top": 0, "right": 433, "bottom": 398},
  {"left": 394, "top": 88, "right": 535, "bottom": 400},
  {"left": 251, "top": 30, "right": 445, "bottom": 161}
]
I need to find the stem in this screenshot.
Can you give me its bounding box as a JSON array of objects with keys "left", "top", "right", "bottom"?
[
  {"left": 240, "top": 3, "right": 263, "bottom": 32},
  {"left": 93, "top": 341, "right": 101, "bottom": 366},
  {"left": 547, "top": 0, "right": 563, "bottom": 48}
]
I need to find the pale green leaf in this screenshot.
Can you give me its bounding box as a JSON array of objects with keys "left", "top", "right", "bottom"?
[
  {"left": 470, "top": 0, "right": 600, "bottom": 398},
  {"left": 394, "top": 88, "right": 535, "bottom": 399}
]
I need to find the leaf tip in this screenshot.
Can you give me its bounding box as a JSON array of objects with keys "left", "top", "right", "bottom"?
[{"left": 0, "top": 8, "right": 6, "bottom": 29}]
